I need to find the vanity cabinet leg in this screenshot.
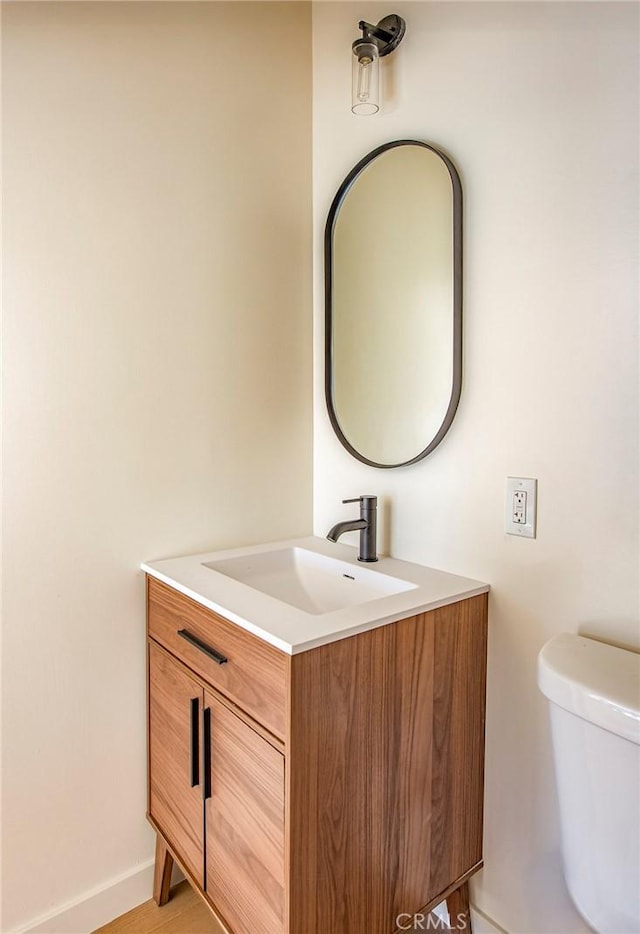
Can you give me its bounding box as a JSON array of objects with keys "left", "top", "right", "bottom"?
[
  {"left": 152, "top": 834, "right": 174, "bottom": 906},
  {"left": 447, "top": 881, "right": 472, "bottom": 933}
]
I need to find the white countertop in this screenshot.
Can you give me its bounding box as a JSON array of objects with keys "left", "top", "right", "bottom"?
[{"left": 142, "top": 536, "right": 489, "bottom": 655}]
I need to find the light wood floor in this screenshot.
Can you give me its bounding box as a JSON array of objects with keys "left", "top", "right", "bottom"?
[{"left": 93, "top": 881, "right": 224, "bottom": 934}]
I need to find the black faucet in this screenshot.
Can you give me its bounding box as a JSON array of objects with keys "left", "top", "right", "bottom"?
[{"left": 327, "top": 495, "right": 378, "bottom": 563}]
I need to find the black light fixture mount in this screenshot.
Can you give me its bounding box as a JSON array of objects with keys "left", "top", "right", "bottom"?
[
  {"left": 352, "top": 14, "right": 406, "bottom": 115},
  {"left": 356, "top": 14, "right": 406, "bottom": 56}
]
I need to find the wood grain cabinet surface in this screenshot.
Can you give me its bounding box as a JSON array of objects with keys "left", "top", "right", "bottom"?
[{"left": 146, "top": 576, "right": 488, "bottom": 934}]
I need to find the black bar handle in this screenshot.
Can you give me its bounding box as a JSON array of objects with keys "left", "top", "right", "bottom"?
[
  {"left": 189, "top": 698, "right": 199, "bottom": 788},
  {"left": 203, "top": 707, "right": 212, "bottom": 800},
  {"left": 177, "top": 629, "right": 228, "bottom": 666}
]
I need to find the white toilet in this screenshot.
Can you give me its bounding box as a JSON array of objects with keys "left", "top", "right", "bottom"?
[{"left": 538, "top": 633, "right": 640, "bottom": 934}]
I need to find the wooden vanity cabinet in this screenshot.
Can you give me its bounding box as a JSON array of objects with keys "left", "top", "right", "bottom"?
[
  {"left": 148, "top": 641, "right": 285, "bottom": 931},
  {"left": 148, "top": 642, "right": 204, "bottom": 887},
  {"left": 205, "top": 692, "right": 285, "bottom": 934},
  {"left": 146, "top": 576, "right": 488, "bottom": 934}
]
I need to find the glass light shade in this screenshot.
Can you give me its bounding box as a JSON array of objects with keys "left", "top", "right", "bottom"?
[{"left": 352, "top": 41, "right": 379, "bottom": 115}]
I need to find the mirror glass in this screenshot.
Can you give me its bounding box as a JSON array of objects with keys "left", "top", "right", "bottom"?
[{"left": 325, "top": 140, "right": 462, "bottom": 468}]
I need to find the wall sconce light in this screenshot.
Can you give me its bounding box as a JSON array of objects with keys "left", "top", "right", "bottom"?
[{"left": 352, "top": 14, "right": 406, "bottom": 115}]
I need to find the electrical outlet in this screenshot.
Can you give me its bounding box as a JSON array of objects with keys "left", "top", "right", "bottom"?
[
  {"left": 505, "top": 477, "right": 537, "bottom": 538},
  {"left": 513, "top": 490, "right": 527, "bottom": 523}
]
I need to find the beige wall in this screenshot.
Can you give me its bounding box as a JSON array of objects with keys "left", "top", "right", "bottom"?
[
  {"left": 313, "top": 3, "right": 638, "bottom": 933},
  {"left": 1, "top": 3, "right": 311, "bottom": 930}
]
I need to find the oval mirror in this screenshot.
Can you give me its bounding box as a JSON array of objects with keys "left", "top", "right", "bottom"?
[{"left": 325, "top": 140, "right": 462, "bottom": 468}]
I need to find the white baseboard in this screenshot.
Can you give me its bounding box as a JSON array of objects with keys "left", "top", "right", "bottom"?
[
  {"left": 470, "top": 904, "right": 509, "bottom": 934},
  {"left": 420, "top": 900, "right": 506, "bottom": 933},
  {"left": 12, "top": 858, "right": 159, "bottom": 934}
]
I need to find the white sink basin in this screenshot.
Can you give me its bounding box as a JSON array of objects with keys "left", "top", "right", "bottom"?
[
  {"left": 203, "top": 546, "right": 417, "bottom": 615},
  {"left": 142, "top": 536, "right": 489, "bottom": 653}
]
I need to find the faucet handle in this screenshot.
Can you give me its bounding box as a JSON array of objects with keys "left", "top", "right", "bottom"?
[
  {"left": 342, "top": 495, "right": 377, "bottom": 506},
  {"left": 342, "top": 497, "right": 361, "bottom": 504}
]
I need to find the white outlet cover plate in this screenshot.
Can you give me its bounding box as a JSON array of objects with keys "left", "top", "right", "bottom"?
[{"left": 505, "top": 477, "right": 537, "bottom": 538}]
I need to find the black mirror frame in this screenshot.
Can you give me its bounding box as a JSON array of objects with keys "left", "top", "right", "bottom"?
[{"left": 324, "top": 139, "right": 463, "bottom": 469}]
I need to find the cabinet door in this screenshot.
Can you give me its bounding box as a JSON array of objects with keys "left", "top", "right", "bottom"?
[
  {"left": 149, "top": 641, "right": 204, "bottom": 887},
  {"left": 204, "top": 692, "right": 285, "bottom": 934}
]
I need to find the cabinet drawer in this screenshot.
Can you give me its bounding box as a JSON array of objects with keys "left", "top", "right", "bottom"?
[{"left": 147, "top": 577, "right": 287, "bottom": 740}]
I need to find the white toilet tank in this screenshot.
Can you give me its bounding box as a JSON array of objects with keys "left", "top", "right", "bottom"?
[{"left": 538, "top": 633, "right": 640, "bottom": 934}]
